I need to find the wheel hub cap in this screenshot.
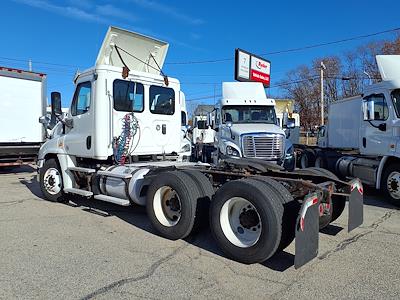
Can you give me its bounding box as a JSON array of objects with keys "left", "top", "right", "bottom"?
[
  {"left": 43, "top": 168, "right": 62, "bottom": 195},
  {"left": 220, "top": 197, "right": 262, "bottom": 248},
  {"left": 387, "top": 171, "right": 400, "bottom": 199},
  {"left": 153, "top": 186, "right": 182, "bottom": 227}
]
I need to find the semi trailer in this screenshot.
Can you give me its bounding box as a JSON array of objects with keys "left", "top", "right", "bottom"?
[
  {"left": 297, "top": 55, "right": 400, "bottom": 207},
  {"left": 0, "top": 66, "right": 47, "bottom": 166},
  {"left": 37, "top": 26, "right": 363, "bottom": 268}
]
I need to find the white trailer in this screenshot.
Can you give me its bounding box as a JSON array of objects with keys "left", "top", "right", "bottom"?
[
  {"left": 0, "top": 67, "right": 47, "bottom": 166},
  {"left": 37, "top": 26, "right": 363, "bottom": 268},
  {"left": 298, "top": 55, "right": 400, "bottom": 206}
]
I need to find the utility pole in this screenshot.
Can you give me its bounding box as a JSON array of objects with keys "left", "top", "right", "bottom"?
[{"left": 320, "top": 61, "right": 326, "bottom": 125}]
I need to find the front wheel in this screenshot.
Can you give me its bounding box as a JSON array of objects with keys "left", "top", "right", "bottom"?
[
  {"left": 382, "top": 163, "right": 400, "bottom": 207},
  {"left": 39, "top": 158, "right": 66, "bottom": 202}
]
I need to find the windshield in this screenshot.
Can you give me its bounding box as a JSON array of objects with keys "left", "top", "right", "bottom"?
[
  {"left": 391, "top": 89, "right": 400, "bottom": 118},
  {"left": 222, "top": 105, "right": 276, "bottom": 124}
]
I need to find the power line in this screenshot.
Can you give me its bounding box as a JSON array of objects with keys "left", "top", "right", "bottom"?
[
  {"left": 0, "top": 56, "right": 82, "bottom": 69},
  {"left": 167, "top": 26, "right": 400, "bottom": 65}
]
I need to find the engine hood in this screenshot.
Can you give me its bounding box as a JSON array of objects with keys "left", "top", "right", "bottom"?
[
  {"left": 229, "top": 123, "right": 285, "bottom": 137},
  {"left": 96, "top": 26, "right": 169, "bottom": 75}
]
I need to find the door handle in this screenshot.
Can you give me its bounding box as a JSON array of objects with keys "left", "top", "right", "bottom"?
[{"left": 162, "top": 124, "right": 166, "bottom": 134}]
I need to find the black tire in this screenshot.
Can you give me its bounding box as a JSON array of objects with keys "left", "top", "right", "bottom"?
[
  {"left": 300, "top": 149, "right": 316, "bottom": 169},
  {"left": 146, "top": 171, "right": 200, "bottom": 240},
  {"left": 39, "top": 158, "right": 66, "bottom": 202},
  {"left": 302, "top": 167, "right": 346, "bottom": 224},
  {"left": 210, "top": 178, "right": 283, "bottom": 264},
  {"left": 181, "top": 170, "right": 214, "bottom": 229},
  {"left": 253, "top": 177, "right": 300, "bottom": 250},
  {"left": 381, "top": 163, "right": 400, "bottom": 207}
]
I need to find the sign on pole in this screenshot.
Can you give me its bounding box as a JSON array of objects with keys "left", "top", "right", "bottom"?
[{"left": 234, "top": 48, "right": 271, "bottom": 87}]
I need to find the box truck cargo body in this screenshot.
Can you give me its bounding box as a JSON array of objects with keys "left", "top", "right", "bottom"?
[
  {"left": 0, "top": 67, "right": 47, "bottom": 165},
  {"left": 325, "top": 96, "right": 362, "bottom": 149}
]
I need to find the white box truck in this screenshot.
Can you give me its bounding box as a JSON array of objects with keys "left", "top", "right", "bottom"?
[
  {"left": 298, "top": 55, "right": 400, "bottom": 206},
  {"left": 0, "top": 67, "right": 47, "bottom": 166},
  {"left": 37, "top": 26, "right": 363, "bottom": 268}
]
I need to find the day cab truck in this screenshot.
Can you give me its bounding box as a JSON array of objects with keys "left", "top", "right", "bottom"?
[
  {"left": 37, "top": 26, "right": 363, "bottom": 268},
  {"left": 0, "top": 67, "right": 47, "bottom": 166},
  {"left": 192, "top": 82, "right": 296, "bottom": 171},
  {"left": 297, "top": 55, "right": 400, "bottom": 206}
]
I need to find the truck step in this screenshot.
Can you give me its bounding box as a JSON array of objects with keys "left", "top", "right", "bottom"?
[
  {"left": 97, "top": 170, "right": 132, "bottom": 179},
  {"left": 68, "top": 166, "right": 96, "bottom": 173},
  {"left": 94, "top": 194, "right": 130, "bottom": 206},
  {"left": 64, "top": 187, "right": 93, "bottom": 197}
]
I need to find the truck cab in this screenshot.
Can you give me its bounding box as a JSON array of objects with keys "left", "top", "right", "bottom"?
[
  {"left": 213, "top": 82, "right": 295, "bottom": 170},
  {"left": 301, "top": 55, "right": 400, "bottom": 206},
  {"left": 38, "top": 27, "right": 189, "bottom": 191}
]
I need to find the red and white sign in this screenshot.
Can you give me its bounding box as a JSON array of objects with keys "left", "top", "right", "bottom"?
[
  {"left": 235, "top": 49, "right": 271, "bottom": 87},
  {"left": 250, "top": 56, "right": 270, "bottom": 86}
]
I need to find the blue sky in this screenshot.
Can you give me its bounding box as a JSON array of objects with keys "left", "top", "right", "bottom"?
[{"left": 2, "top": 0, "right": 400, "bottom": 113}]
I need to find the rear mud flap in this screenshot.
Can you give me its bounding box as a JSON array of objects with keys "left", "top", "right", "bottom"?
[
  {"left": 348, "top": 178, "right": 363, "bottom": 232},
  {"left": 294, "top": 193, "right": 319, "bottom": 269}
]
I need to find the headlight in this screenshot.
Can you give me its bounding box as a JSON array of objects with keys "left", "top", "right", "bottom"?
[
  {"left": 226, "top": 145, "right": 240, "bottom": 157},
  {"left": 181, "top": 143, "right": 191, "bottom": 152}
]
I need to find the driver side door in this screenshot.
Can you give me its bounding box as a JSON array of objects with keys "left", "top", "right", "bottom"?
[{"left": 64, "top": 81, "right": 94, "bottom": 157}]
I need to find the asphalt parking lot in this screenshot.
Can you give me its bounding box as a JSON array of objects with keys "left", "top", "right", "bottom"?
[{"left": 1, "top": 166, "right": 400, "bottom": 299}]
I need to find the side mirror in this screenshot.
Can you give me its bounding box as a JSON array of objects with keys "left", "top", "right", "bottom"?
[
  {"left": 185, "top": 125, "right": 192, "bottom": 133},
  {"left": 363, "top": 100, "right": 375, "bottom": 121},
  {"left": 286, "top": 118, "right": 295, "bottom": 129},
  {"left": 282, "top": 112, "right": 289, "bottom": 127},
  {"left": 39, "top": 116, "right": 49, "bottom": 125},
  {"left": 51, "top": 92, "right": 62, "bottom": 116}
]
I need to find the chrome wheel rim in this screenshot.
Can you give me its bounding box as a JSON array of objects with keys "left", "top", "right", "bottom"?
[
  {"left": 43, "top": 167, "right": 62, "bottom": 195},
  {"left": 387, "top": 171, "right": 400, "bottom": 200}
]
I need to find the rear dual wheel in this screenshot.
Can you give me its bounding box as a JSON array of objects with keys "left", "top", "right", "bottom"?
[
  {"left": 298, "top": 167, "right": 346, "bottom": 228},
  {"left": 210, "top": 179, "right": 284, "bottom": 264},
  {"left": 146, "top": 170, "right": 214, "bottom": 240}
]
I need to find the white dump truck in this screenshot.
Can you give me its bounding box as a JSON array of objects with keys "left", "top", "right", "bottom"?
[
  {"left": 0, "top": 67, "right": 47, "bottom": 166},
  {"left": 298, "top": 55, "right": 400, "bottom": 206},
  {"left": 37, "top": 26, "right": 363, "bottom": 268}
]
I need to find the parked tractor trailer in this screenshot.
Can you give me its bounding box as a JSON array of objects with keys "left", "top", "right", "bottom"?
[
  {"left": 37, "top": 26, "right": 363, "bottom": 268},
  {"left": 297, "top": 55, "right": 400, "bottom": 207}
]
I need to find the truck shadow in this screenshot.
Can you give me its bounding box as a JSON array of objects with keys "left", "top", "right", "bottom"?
[
  {"left": 0, "top": 165, "right": 36, "bottom": 174},
  {"left": 53, "top": 194, "right": 297, "bottom": 272}
]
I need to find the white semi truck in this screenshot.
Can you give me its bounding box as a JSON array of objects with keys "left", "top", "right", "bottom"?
[
  {"left": 37, "top": 26, "right": 363, "bottom": 268},
  {"left": 193, "top": 82, "right": 296, "bottom": 170},
  {"left": 0, "top": 67, "right": 47, "bottom": 166},
  {"left": 298, "top": 55, "right": 400, "bottom": 206}
]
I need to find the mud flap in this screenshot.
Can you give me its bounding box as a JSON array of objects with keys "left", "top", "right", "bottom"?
[
  {"left": 348, "top": 178, "right": 363, "bottom": 232},
  {"left": 294, "top": 193, "right": 320, "bottom": 269}
]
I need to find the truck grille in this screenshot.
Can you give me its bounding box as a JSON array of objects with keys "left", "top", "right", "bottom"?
[{"left": 241, "top": 134, "right": 284, "bottom": 160}]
